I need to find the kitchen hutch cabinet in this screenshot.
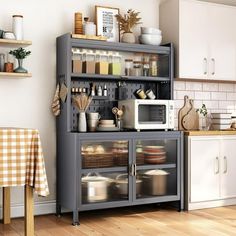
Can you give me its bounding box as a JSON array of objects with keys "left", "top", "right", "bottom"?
[
  {"left": 160, "top": 0, "right": 236, "bottom": 81},
  {"left": 56, "top": 33, "right": 183, "bottom": 225},
  {"left": 185, "top": 134, "right": 236, "bottom": 210},
  {"left": 0, "top": 38, "right": 32, "bottom": 78}
]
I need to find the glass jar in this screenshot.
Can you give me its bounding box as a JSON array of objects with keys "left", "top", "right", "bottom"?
[
  {"left": 72, "top": 48, "right": 83, "bottom": 73},
  {"left": 131, "top": 61, "right": 142, "bottom": 76},
  {"left": 149, "top": 55, "right": 158, "bottom": 77},
  {"left": 125, "top": 59, "right": 133, "bottom": 76},
  {"left": 143, "top": 55, "right": 150, "bottom": 76},
  {"left": 83, "top": 49, "right": 96, "bottom": 74},
  {"left": 109, "top": 52, "right": 122, "bottom": 75},
  {"left": 96, "top": 50, "right": 109, "bottom": 74}
]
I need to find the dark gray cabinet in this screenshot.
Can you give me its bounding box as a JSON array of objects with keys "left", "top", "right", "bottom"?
[{"left": 56, "top": 34, "right": 183, "bottom": 225}]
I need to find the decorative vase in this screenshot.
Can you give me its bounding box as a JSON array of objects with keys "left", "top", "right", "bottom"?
[
  {"left": 121, "top": 32, "right": 136, "bottom": 43},
  {"left": 14, "top": 59, "right": 28, "bottom": 73},
  {"left": 78, "top": 111, "right": 87, "bottom": 132},
  {"left": 200, "top": 114, "right": 212, "bottom": 130}
]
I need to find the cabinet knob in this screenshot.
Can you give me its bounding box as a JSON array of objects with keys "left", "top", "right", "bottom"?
[
  {"left": 211, "top": 58, "right": 215, "bottom": 75},
  {"left": 223, "top": 156, "right": 227, "bottom": 174},
  {"left": 203, "top": 58, "right": 207, "bottom": 75},
  {"left": 215, "top": 157, "right": 220, "bottom": 174}
]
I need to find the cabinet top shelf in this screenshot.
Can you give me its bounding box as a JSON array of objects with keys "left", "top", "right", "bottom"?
[
  {"left": 0, "top": 38, "right": 32, "bottom": 47},
  {"left": 58, "top": 33, "right": 172, "bottom": 55},
  {"left": 0, "top": 72, "right": 32, "bottom": 78}
]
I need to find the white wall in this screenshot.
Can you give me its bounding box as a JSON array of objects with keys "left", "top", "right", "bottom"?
[{"left": 0, "top": 0, "right": 159, "bottom": 214}]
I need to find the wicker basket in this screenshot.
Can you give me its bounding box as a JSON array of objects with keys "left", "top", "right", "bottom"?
[
  {"left": 82, "top": 153, "right": 114, "bottom": 168},
  {"left": 114, "top": 152, "right": 144, "bottom": 166}
]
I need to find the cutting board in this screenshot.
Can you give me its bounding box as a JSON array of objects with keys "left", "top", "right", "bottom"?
[
  {"left": 182, "top": 99, "right": 199, "bottom": 130},
  {"left": 178, "top": 96, "right": 191, "bottom": 130}
]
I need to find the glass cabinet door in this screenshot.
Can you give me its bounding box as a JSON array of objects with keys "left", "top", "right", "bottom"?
[{"left": 81, "top": 140, "right": 129, "bottom": 169}]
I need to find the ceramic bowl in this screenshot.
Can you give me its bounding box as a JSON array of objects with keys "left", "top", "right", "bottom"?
[
  {"left": 139, "top": 34, "right": 162, "bottom": 46},
  {"left": 141, "top": 27, "right": 162, "bottom": 35}
]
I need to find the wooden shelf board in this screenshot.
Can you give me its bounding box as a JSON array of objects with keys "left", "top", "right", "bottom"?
[
  {"left": 0, "top": 38, "right": 32, "bottom": 47},
  {"left": 0, "top": 72, "right": 32, "bottom": 78},
  {"left": 184, "top": 130, "right": 236, "bottom": 136}
]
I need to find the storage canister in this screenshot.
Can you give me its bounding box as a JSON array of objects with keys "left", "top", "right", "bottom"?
[
  {"left": 143, "top": 169, "right": 169, "bottom": 195},
  {"left": 83, "top": 17, "right": 96, "bottom": 36},
  {"left": 83, "top": 50, "right": 96, "bottom": 74},
  {"left": 149, "top": 55, "right": 158, "bottom": 77},
  {"left": 131, "top": 61, "right": 143, "bottom": 76},
  {"left": 96, "top": 50, "right": 109, "bottom": 75},
  {"left": 72, "top": 48, "right": 83, "bottom": 73},
  {"left": 125, "top": 59, "right": 133, "bottom": 76},
  {"left": 12, "top": 15, "right": 23, "bottom": 40},
  {"left": 109, "top": 52, "right": 122, "bottom": 75},
  {"left": 74, "top": 12, "right": 83, "bottom": 34}
]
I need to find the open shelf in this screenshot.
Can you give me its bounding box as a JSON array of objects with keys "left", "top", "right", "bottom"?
[
  {"left": 71, "top": 73, "right": 170, "bottom": 82},
  {"left": 0, "top": 72, "right": 32, "bottom": 78},
  {"left": 0, "top": 38, "right": 32, "bottom": 47}
]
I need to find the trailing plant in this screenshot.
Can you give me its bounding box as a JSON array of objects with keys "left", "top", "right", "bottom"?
[
  {"left": 115, "top": 9, "right": 142, "bottom": 33},
  {"left": 196, "top": 104, "right": 208, "bottom": 117},
  {"left": 9, "top": 47, "right": 31, "bottom": 60}
]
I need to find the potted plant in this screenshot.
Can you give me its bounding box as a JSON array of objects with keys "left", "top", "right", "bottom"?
[
  {"left": 9, "top": 47, "right": 31, "bottom": 73},
  {"left": 115, "top": 9, "right": 142, "bottom": 43},
  {"left": 197, "top": 104, "right": 212, "bottom": 130}
]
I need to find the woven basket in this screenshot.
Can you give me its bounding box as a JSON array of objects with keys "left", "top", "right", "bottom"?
[{"left": 82, "top": 153, "right": 114, "bottom": 168}]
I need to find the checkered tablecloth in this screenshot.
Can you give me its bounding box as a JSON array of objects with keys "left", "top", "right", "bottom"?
[{"left": 0, "top": 128, "right": 49, "bottom": 197}]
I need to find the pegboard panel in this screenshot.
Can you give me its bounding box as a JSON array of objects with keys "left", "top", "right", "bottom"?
[{"left": 70, "top": 78, "right": 170, "bottom": 131}]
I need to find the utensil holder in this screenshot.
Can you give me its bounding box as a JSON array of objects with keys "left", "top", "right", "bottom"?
[{"left": 78, "top": 112, "right": 87, "bottom": 132}]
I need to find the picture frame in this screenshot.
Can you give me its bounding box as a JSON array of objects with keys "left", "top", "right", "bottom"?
[{"left": 95, "top": 6, "right": 120, "bottom": 42}]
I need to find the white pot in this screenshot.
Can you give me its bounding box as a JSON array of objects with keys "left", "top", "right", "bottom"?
[{"left": 121, "top": 33, "right": 135, "bottom": 44}]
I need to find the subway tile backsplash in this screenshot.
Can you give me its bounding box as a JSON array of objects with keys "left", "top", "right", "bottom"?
[{"left": 174, "top": 80, "right": 236, "bottom": 128}]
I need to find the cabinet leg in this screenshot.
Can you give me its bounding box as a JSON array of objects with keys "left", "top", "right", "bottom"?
[
  {"left": 72, "top": 210, "right": 80, "bottom": 226},
  {"left": 56, "top": 203, "right": 62, "bottom": 217},
  {"left": 3, "top": 187, "right": 11, "bottom": 224},
  {"left": 178, "top": 201, "right": 183, "bottom": 212}
]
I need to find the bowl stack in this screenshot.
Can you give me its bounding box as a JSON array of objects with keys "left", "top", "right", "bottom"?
[
  {"left": 139, "top": 27, "right": 162, "bottom": 46},
  {"left": 143, "top": 146, "right": 166, "bottom": 164},
  {"left": 211, "top": 113, "right": 231, "bottom": 130}
]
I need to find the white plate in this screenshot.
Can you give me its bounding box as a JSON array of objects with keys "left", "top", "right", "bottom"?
[
  {"left": 99, "top": 124, "right": 116, "bottom": 128},
  {"left": 96, "top": 127, "right": 120, "bottom": 132},
  {"left": 211, "top": 113, "right": 231, "bottom": 119},
  {"left": 212, "top": 124, "right": 230, "bottom": 130}
]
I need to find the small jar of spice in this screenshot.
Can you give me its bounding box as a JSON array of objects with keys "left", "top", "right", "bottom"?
[
  {"left": 125, "top": 59, "right": 133, "bottom": 76},
  {"left": 149, "top": 55, "right": 158, "bottom": 77}
]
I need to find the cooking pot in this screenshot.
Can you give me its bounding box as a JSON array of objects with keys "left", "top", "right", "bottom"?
[
  {"left": 115, "top": 174, "right": 142, "bottom": 195},
  {"left": 143, "top": 169, "right": 169, "bottom": 196},
  {"left": 82, "top": 173, "right": 113, "bottom": 203}
]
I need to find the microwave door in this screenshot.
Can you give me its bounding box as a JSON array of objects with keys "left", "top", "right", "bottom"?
[{"left": 138, "top": 104, "right": 168, "bottom": 129}]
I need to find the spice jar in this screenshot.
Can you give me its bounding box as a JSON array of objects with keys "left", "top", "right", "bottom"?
[
  {"left": 72, "top": 48, "right": 83, "bottom": 73},
  {"left": 125, "top": 59, "right": 133, "bottom": 76},
  {"left": 109, "top": 52, "right": 122, "bottom": 75},
  {"left": 131, "top": 61, "right": 142, "bottom": 76},
  {"left": 83, "top": 49, "right": 96, "bottom": 74},
  {"left": 143, "top": 55, "right": 150, "bottom": 76},
  {"left": 149, "top": 55, "right": 158, "bottom": 77},
  {"left": 95, "top": 50, "right": 109, "bottom": 75}
]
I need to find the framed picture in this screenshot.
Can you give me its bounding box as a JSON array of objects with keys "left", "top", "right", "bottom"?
[{"left": 95, "top": 6, "right": 120, "bottom": 42}]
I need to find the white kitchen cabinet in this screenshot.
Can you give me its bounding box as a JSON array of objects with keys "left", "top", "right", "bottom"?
[
  {"left": 160, "top": 0, "right": 236, "bottom": 81},
  {"left": 185, "top": 135, "right": 236, "bottom": 210}
]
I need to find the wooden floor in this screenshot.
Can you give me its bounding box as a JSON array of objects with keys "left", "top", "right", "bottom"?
[{"left": 1, "top": 205, "right": 236, "bottom": 236}]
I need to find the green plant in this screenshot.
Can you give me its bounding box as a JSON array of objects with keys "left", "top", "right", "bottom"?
[
  {"left": 9, "top": 47, "right": 31, "bottom": 60},
  {"left": 196, "top": 104, "right": 208, "bottom": 117},
  {"left": 115, "top": 9, "right": 142, "bottom": 33}
]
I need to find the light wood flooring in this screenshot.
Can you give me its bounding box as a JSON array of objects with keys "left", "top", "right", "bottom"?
[{"left": 1, "top": 205, "right": 236, "bottom": 236}]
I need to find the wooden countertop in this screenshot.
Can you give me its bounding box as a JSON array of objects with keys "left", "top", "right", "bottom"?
[{"left": 184, "top": 130, "right": 236, "bottom": 136}]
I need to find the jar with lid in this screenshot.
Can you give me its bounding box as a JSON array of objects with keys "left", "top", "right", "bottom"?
[
  {"left": 96, "top": 50, "right": 109, "bottom": 75},
  {"left": 109, "top": 52, "right": 122, "bottom": 75},
  {"left": 83, "top": 49, "right": 96, "bottom": 74},
  {"left": 125, "top": 59, "right": 133, "bottom": 76},
  {"left": 83, "top": 17, "right": 96, "bottom": 36},
  {"left": 149, "top": 55, "right": 158, "bottom": 77},
  {"left": 72, "top": 48, "right": 83, "bottom": 73},
  {"left": 143, "top": 55, "right": 150, "bottom": 76},
  {"left": 131, "top": 61, "right": 143, "bottom": 76}
]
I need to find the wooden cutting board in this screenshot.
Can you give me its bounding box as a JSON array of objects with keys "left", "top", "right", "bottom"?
[
  {"left": 178, "top": 95, "right": 191, "bottom": 130},
  {"left": 182, "top": 99, "right": 199, "bottom": 130}
]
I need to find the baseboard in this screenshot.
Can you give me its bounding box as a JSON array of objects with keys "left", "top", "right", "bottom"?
[{"left": 0, "top": 200, "right": 56, "bottom": 218}]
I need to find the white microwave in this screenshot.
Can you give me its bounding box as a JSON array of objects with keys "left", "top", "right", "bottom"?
[{"left": 118, "top": 99, "right": 174, "bottom": 130}]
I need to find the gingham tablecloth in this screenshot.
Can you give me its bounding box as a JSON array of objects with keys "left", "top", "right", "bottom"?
[{"left": 0, "top": 128, "right": 49, "bottom": 197}]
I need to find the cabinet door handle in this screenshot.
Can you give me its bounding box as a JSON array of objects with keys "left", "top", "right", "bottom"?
[
  {"left": 211, "top": 58, "right": 215, "bottom": 75},
  {"left": 134, "top": 164, "right": 137, "bottom": 177},
  {"left": 224, "top": 156, "right": 227, "bottom": 174},
  {"left": 130, "top": 164, "right": 134, "bottom": 176},
  {"left": 215, "top": 157, "right": 220, "bottom": 174},
  {"left": 203, "top": 58, "right": 207, "bottom": 75}
]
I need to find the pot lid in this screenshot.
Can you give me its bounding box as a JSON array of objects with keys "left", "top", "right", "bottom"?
[{"left": 144, "top": 169, "right": 169, "bottom": 176}]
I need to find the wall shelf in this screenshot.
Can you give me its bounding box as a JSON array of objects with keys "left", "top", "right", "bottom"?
[
  {"left": 0, "top": 72, "right": 32, "bottom": 78},
  {"left": 0, "top": 38, "right": 32, "bottom": 47}
]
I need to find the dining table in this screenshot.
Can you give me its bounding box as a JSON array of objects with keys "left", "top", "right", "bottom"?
[{"left": 0, "top": 128, "right": 49, "bottom": 236}]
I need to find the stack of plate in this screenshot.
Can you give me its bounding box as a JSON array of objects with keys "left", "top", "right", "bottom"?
[
  {"left": 97, "top": 120, "right": 119, "bottom": 131},
  {"left": 143, "top": 146, "right": 166, "bottom": 164},
  {"left": 211, "top": 113, "right": 231, "bottom": 130},
  {"left": 139, "top": 27, "right": 162, "bottom": 46}
]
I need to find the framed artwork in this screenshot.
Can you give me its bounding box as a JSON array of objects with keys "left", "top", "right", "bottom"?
[{"left": 95, "top": 6, "right": 120, "bottom": 42}]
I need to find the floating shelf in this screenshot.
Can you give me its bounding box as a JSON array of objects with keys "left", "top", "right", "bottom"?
[
  {"left": 0, "top": 38, "right": 32, "bottom": 47},
  {"left": 0, "top": 72, "right": 32, "bottom": 78},
  {"left": 71, "top": 73, "right": 170, "bottom": 82}
]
